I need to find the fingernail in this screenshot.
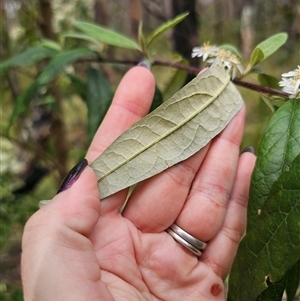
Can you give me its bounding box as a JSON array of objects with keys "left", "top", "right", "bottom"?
[
  {"left": 57, "top": 159, "right": 88, "bottom": 194},
  {"left": 242, "top": 145, "right": 255, "bottom": 154},
  {"left": 39, "top": 199, "right": 51, "bottom": 208},
  {"left": 138, "top": 60, "right": 151, "bottom": 70}
]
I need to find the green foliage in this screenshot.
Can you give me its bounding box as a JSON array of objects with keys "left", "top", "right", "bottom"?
[
  {"left": 245, "top": 33, "right": 288, "bottom": 74},
  {"left": 162, "top": 68, "right": 188, "bottom": 101},
  {"left": 8, "top": 48, "right": 97, "bottom": 130},
  {"left": 0, "top": 46, "right": 58, "bottom": 76},
  {"left": 86, "top": 68, "right": 113, "bottom": 144},
  {"left": 74, "top": 21, "right": 141, "bottom": 50},
  {"left": 228, "top": 99, "right": 300, "bottom": 301},
  {"left": 146, "top": 12, "right": 189, "bottom": 47},
  {"left": 63, "top": 32, "right": 101, "bottom": 46},
  {"left": 149, "top": 86, "right": 163, "bottom": 112}
]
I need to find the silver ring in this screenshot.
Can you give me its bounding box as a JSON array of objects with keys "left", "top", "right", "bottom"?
[
  {"left": 166, "top": 228, "right": 202, "bottom": 256},
  {"left": 170, "top": 224, "right": 207, "bottom": 250}
]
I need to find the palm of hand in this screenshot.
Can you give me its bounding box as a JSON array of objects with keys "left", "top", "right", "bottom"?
[{"left": 89, "top": 213, "right": 224, "bottom": 301}]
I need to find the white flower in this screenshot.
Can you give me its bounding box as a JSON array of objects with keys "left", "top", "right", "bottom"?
[
  {"left": 278, "top": 65, "right": 300, "bottom": 98},
  {"left": 192, "top": 43, "right": 219, "bottom": 61},
  {"left": 191, "top": 43, "right": 244, "bottom": 79},
  {"left": 215, "top": 49, "right": 244, "bottom": 79}
]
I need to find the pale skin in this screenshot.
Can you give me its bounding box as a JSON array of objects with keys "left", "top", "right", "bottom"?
[{"left": 21, "top": 66, "right": 256, "bottom": 301}]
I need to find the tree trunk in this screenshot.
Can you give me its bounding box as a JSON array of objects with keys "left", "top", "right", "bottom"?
[
  {"left": 94, "top": 0, "right": 109, "bottom": 26},
  {"left": 240, "top": 0, "right": 255, "bottom": 58},
  {"left": 171, "top": 0, "right": 199, "bottom": 83},
  {"left": 129, "top": 0, "right": 142, "bottom": 38}
]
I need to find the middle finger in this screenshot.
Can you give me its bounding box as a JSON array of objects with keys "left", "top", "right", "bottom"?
[{"left": 175, "top": 105, "right": 246, "bottom": 242}]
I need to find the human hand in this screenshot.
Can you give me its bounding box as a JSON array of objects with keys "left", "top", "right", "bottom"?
[{"left": 21, "top": 64, "right": 256, "bottom": 301}]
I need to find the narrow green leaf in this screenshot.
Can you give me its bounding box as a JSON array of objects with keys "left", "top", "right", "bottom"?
[
  {"left": 138, "top": 21, "right": 147, "bottom": 55},
  {"left": 8, "top": 82, "right": 39, "bottom": 130},
  {"left": 37, "top": 48, "right": 97, "bottom": 85},
  {"left": 0, "top": 46, "right": 58, "bottom": 76},
  {"left": 228, "top": 154, "right": 300, "bottom": 301},
  {"left": 146, "top": 12, "right": 189, "bottom": 47},
  {"left": 39, "top": 39, "right": 62, "bottom": 51},
  {"left": 86, "top": 68, "right": 113, "bottom": 144},
  {"left": 74, "top": 21, "right": 140, "bottom": 50},
  {"left": 63, "top": 32, "right": 101, "bottom": 46},
  {"left": 67, "top": 73, "right": 87, "bottom": 101},
  {"left": 91, "top": 58, "right": 243, "bottom": 199},
  {"left": 248, "top": 99, "right": 300, "bottom": 231},
  {"left": 163, "top": 68, "right": 188, "bottom": 101},
  {"left": 8, "top": 48, "right": 97, "bottom": 131},
  {"left": 256, "top": 32, "right": 288, "bottom": 60},
  {"left": 285, "top": 260, "right": 300, "bottom": 301},
  {"left": 149, "top": 86, "right": 163, "bottom": 112}
]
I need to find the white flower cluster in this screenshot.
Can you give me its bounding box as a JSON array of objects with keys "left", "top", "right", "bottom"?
[
  {"left": 279, "top": 66, "right": 300, "bottom": 98},
  {"left": 192, "top": 43, "right": 244, "bottom": 79}
]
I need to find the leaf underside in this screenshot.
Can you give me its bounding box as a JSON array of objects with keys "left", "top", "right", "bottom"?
[{"left": 91, "top": 58, "right": 243, "bottom": 199}]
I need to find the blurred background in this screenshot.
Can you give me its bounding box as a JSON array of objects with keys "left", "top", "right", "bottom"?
[{"left": 0, "top": 0, "right": 299, "bottom": 299}]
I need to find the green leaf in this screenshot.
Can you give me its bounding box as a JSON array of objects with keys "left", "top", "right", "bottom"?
[
  {"left": 163, "top": 68, "right": 188, "bottom": 101},
  {"left": 0, "top": 46, "right": 58, "bottom": 76},
  {"left": 74, "top": 21, "right": 141, "bottom": 50},
  {"left": 285, "top": 260, "right": 300, "bottom": 301},
  {"left": 255, "top": 32, "right": 288, "bottom": 60},
  {"left": 247, "top": 99, "right": 300, "bottom": 231},
  {"left": 256, "top": 276, "right": 287, "bottom": 301},
  {"left": 228, "top": 154, "right": 300, "bottom": 301},
  {"left": 146, "top": 12, "right": 189, "bottom": 47},
  {"left": 63, "top": 32, "right": 101, "bottom": 46},
  {"left": 39, "top": 39, "right": 62, "bottom": 51},
  {"left": 8, "top": 48, "right": 97, "bottom": 130},
  {"left": 67, "top": 73, "right": 87, "bottom": 101},
  {"left": 7, "top": 82, "right": 39, "bottom": 131},
  {"left": 90, "top": 58, "right": 243, "bottom": 199},
  {"left": 86, "top": 68, "right": 113, "bottom": 144},
  {"left": 37, "top": 48, "right": 97, "bottom": 85},
  {"left": 149, "top": 86, "right": 163, "bottom": 112},
  {"left": 248, "top": 47, "right": 265, "bottom": 69},
  {"left": 245, "top": 33, "right": 288, "bottom": 73},
  {"left": 138, "top": 21, "right": 147, "bottom": 55}
]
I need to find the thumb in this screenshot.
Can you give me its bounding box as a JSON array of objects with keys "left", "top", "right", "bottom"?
[
  {"left": 47, "top": 163, "right": 101, "bottom": 237},
  {"left": 21, "top": 164, "right": 109, "bottom": 301}
]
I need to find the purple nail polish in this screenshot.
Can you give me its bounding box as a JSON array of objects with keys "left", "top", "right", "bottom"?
[
  {"left": 138, "top": 60, "right": 151, "bottom": 70},
  {"left": 57, "top": 159, "right": 88, "bottom": 194},
  {"left": 242, "top": 145, "right": 255, "bottom": 154}
]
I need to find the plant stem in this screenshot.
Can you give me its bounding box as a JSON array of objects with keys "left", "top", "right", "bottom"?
[{"left": 77, "top": 56, "right": 290, "bottom": 98}]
